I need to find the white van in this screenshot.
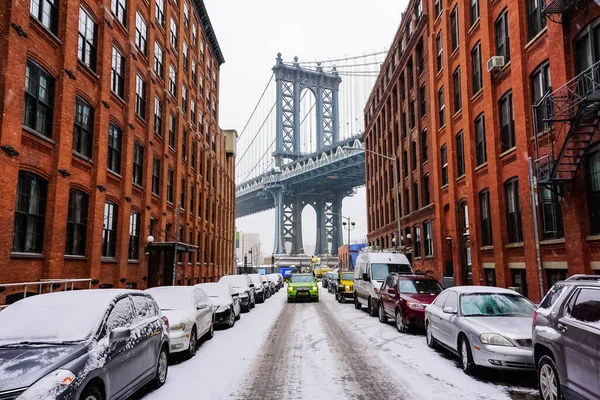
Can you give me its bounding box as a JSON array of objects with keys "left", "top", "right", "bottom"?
[{"left": 353, "top": 251, "right": 413, "bottom": 316}]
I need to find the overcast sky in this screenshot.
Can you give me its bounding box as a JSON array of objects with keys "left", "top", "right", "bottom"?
[{"left": 204, "top": 0, "right": 408, "bottom": 258}]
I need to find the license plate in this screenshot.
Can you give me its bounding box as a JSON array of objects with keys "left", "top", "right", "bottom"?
[{"left": 298, "top": 288, "right": 309, "bottom": 292}]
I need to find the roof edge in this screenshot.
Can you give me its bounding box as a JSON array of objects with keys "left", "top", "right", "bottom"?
[{"left": 192, "top": 0, "right": 225, "bottom": 66}]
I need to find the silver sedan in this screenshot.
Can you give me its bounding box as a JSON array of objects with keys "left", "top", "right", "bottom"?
[{"left": 424, "top": 286, "right": 536, "bottom": 374}]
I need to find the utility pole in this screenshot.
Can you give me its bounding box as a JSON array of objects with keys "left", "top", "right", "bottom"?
[
  {"left": 528, "top": 158, "right": 545, "bottom": 300},
  {"left": 172, "top": 203, "right": 180, "bottom": 286}
]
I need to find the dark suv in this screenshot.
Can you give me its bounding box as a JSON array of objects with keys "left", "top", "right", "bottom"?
[
  {"left": 377, "top": 273, "right": 443, "bottom": 332},
  {"left": 532, "top": 275, "right": 600, "bottom": 400}
]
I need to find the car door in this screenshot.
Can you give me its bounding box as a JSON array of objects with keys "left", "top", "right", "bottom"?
[
  {"left": 384, "top": 277, "right": 398, "bottom": 317},
  {"left": 560, "top": 287, "right": 600, "bottom": 399},
  {"left": 102, "top": 296, "right": 141, "bottom": 399},
  {"left": 437, "top": 291, "right": 459, "bottom": 349},
  {"left": 194, "top": 289, "right": 212, "bottom": 335},
  {"left": 131, "top": 294, "right": 162, "bottom": 380},
  {"left": 427, "top": 291, "right": 449, "bottom": 341}
]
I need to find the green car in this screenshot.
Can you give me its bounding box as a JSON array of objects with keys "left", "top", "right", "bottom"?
[{"left": 287, "top": 273, "right": 319, "bottom": 303}]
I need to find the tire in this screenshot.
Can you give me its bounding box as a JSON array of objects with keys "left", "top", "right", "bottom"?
[
  {"left": 227, "top": 307, "right": 236, "bottom": 328},
  {"left": 354, "top": 294, "right": 361, "bottom": 310},
  {"left": 151, "top": 345, "right": 169, "bottom": 389},
  {"left": 241, "top": 304, "right": 250, "bottom": 313},
  {"left": 203, "top": 318, "right": 215, "bottom": 341},
  {"left": 426, "top": 321, "right": 437, "bottom": 349},
  {"left": 396, "top": 309, "right": 409, "bottom": 333},
  {"left": 378, "top": 302, "right": 388, "bottom": 323},
  {"left": 538, "top": 355, "right": 562, "bottom": 400},
  {"left": 79, "top": 385, "right": 103, "bottom": 400},
  {"left": 459, "top": 336, "right": 476, "bottom": 375},
  {"left": 368, "top": 297, "right": 378, "bottom": 317},
  {"left": 184, "top": 326, "right": 197, "bottom": 359},
  {"left": 250, "top": 298, "right": 256, "bottom": 309},
  {"left": 287, "top": 297, "right": 292, "bottom": 303}
]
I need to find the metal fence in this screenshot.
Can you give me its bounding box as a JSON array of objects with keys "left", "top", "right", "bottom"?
[{"left": 0, "top": 278, "right": 92, "bottom": 310}]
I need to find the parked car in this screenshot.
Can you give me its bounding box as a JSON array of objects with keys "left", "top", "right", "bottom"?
[
  {"left": 146, "top": 286, "right": 214, "bottom": 359},
  {"left": 264, "top": 275, "right": 276, "bottom": 295},
  {"left": 287, "top": 273, "right": 319, "bottom": 302},
  {"left": 219, "top": 274, "right": 255, "bottom": 311},
  {"left": 425, "top": 286, "right": 536, "bottom": 375},
  {"left": 532, "top": 275, "right": 600, "bottom": 400},
  {"left": 378, "top": 273, "right": 443, "bottom": 332},
  {"left": 322, "top": 272, "right": 331, "bottom": 289},
  {"left": 328, "top": 273, "right": 339, "bottom": 293},
  {"left": 335, "top": 271, "right": 355, "bottom": 303},
  {"left": 353, "top": 251, "right": 413, "bottom": 317},
  {"left": 0, "top": 290, "right": 169, "bottom": 400},
  {"left": 268, "top": 273, "right": 282, "bottom": 291},
  {"left": 248, "top": 274, "right": 266, "bottom": 303},
  {"left": 197, "top": 283, "right": 241, "bottom": 328}
]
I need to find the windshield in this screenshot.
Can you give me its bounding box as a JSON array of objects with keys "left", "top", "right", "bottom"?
[
  {"left": 371, "top": 263, "right": 412, "bottom": 281},
  {"left": 249, "top": 275, "right": 262, "bottom": 285},
  {"left": 199, "top": 284, "right": 229, "bottom": 298},
  {"left": 220, "top": 276, "right": 248, "bottom": 289},
  {"left": 399, "top": 279, "right": 442, "bottom": 294},
  {"left": 460, "top": 293, "right": 536, "bottom": 317},
  {"left": 147, "top": 288, "right": 193, "bottom": 310},
  {"left": 341, "top": 273, "right": 354, "bottom": 281},
  {"left": 290, "top": 275, "right": 315, "bottom": 283}
]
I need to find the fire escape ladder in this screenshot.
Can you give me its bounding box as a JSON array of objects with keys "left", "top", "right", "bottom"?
[{"left": 542, "top": 0, "right": 590, "bottom": 15}]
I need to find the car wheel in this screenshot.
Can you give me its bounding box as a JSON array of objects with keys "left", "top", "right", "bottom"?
[
  {"left": 79, "top": 384, "right": 103, "bottom": 400},
  {"left": 378, "top": 302, "right": 388, "bottom": 323},
  {"left": 460, "top": 336, "right": 476, "bottom": 375},
  {"left": 287, "top": 297, "right": 292, "bottom": 303},
  {"left": 354, "top": 294, "right": 361, "bottom": 310},
  {"left": 538, "top": 355, "right": 562, "bottom": 400},
  {"left": 185, "top": 326, "right": 197, "bottom": 359},
  {"left": 228, "top": 307, "right": 236, "bottom": 328},
  {"left": 204, "top": 318, "right": 215, "bottom": 341},
  {"left": 151, "top": 345, "right": 169, "bottom": 389},
  {"left": 395, "top": 309, "right": 408, "bottom": 333},
  {"left": 426, "top": 321, "right": 437, "bottom": 349},
  {"left": 368, "top": 297, "right": 378, "bottom": 317}
]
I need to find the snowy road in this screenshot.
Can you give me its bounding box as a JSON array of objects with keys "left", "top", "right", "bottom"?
[{"left": 136, "top": 286, "right": 540, "bottom": 400}]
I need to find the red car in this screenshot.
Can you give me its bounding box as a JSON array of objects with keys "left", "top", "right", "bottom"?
[{"left": 377, "top": 273, "right": 443, "bottom": 332}]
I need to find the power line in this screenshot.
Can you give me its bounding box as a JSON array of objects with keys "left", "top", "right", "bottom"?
[{"left": 237, "top": 74, "right": 274, "bottom": 142}]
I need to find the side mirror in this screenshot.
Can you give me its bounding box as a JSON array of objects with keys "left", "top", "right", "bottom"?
[
  {"left": 197, "top": 303, "right": 208, "bottom": 310},
  {"left": 109, "top": 327, "right": 131, "bottom": 345},
  {"left": 249, "top": 283, "right": 255, "bottom": 288},
  {"left": 232, "top": 293, "right": 239, "bottom": 297},
  {"left": 362, "top": 273, "right": 370, "bottom": 282},
  {"left": 443, "top": 306, "right": 457, "bottom": 315}
]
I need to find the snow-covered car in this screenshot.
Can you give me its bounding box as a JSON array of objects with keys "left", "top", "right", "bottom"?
[
  {"left": 146, "top": 286, "right": 214, "bottom": 359},
  {"left": 425, "top": 286, "right": 536, "bottom": 375},
  {"left": 264, "top": 275, "right": 276, "bottom": 295},
  {"left": 197, "top": 283, "right": 240, "bottom": 328},
  {"left": 219, "top": 275, "right": 255, "bottom": 312},
  {"left": 0, "top": 290, "right": 169, "bottom": 400},
  {"left": 248, "top": 274, "right": 266, "bottom": 303}
]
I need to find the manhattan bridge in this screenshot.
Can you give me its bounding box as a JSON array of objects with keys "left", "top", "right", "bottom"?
[{"left": 235, "top": 52, "right": 387, "bottom": 260}]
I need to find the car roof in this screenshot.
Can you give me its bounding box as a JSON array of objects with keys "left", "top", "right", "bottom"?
[
  {"left": 292, "top": 273, "right": 313, "bottom": 276},
  {"left": 397, "top": 274, "right": 438, "bottom": 281},
  {"left": 445, "top": 286, "right": 522, "bottom": 295},
  {"left": 357, "top": 252, "right": 411, "bottom": 264},
  {"left": 146, "top": 286, "right": 194, "bottom": 293}
]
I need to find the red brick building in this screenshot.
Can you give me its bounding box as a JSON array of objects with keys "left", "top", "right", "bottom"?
[
  {"left": 0, "top": 0, "right": 236, "bottom": 303},
  {"left": 366, "top": 0, "right": 600, "bottom": 301}
]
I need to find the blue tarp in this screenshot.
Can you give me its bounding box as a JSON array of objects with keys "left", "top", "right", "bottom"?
[
  {"left": 348, "top": 244, "right": 367, "bottom": 271},
  {"left": 280, "top": 267, "right": 293, "bottom": 278}
]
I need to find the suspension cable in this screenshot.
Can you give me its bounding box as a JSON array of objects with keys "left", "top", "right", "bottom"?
[{"left": 236, "top": 74, "right": 274, "bottom": 142}]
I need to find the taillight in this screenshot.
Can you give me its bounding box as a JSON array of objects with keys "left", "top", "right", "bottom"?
[
  {"left": 533, "top": 311, "right": 538, "bottom": 324},
  {"left": 161, "top": 316, "right": 169, "bottom": 329}
]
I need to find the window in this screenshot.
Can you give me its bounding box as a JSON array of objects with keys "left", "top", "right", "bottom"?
[
  {"left": 424, "top": 221, "right": 433, "bottom": 256},
  {"left": 568, "top": 288, "right": 600, "bottom": 323},
  {"left": 419, "top": 84, "right": 426, "bottom": 118},
  {"left": 499, "top": 91, "right": 515, "bottom": 151},
  {"left": 505, "top": 177, "right": 523, "bottom": 243},
  {"left": 199, "top": 111, "right": 204, "bottom": 136},
  {"left": 168, "top": 114, "right": 175, "bottom": 149},
  {"left": 479, "top": 189, "right": 493, "bottom": 246},
  {"left": 78, "top": 7, "right": 98, "bottom": 71},
  {"left": 154, "top": 42, "right": 164, "bottom": 78},
  {"left": 404, "top": 188, "right": 410, "bottom": 215},
  {"left": 12, "top": 172, "right": 47, "bottom": 253},
  {"left": 133, "top": 142, "right": 144, "bottom": 186},
  {"left": 411, "top": 140, "right": 417, "bottom": 171},
  {"left": 73, "top": 97, "right": 94, "bottom": 158},
  {"left": 413, "top": 226, "right": 422, "bottom": 258},
  {"left": 451, "top": 6, "right": 459, "bottom": 51},
  {"left": 413, "top": 181, "right": 419, "bottom": 210},
  {"left": 485, "top": 269, "right": 496, "bottom": 287},
  {"left": 180, "top": 177, "right": 186, "bottom": 207},
  {"left": 192, "top": 24, "right": 198, "bottom": 47},
  {"left": 127, "top": 212, "right": 140, "bottom": 260},
  {"left": 421, "top": 129, "right": 428, "bottom": 162},
  {"left": 135, "top": 12, "right": 147, "bottom": 55},
  {"left": 475, "top": 113, "right": 487, "bottom": 165},
  {"left": 192, "top": 59, "right": 197, "bottom": 85},
  {"left": 31, "top": 0, "right": 59, "bottom": 34},
  {"left": 415, "top": 0, "right": 423, "bottom": 20},
  {"left": 190, "top": 186, "right": 195, "bottom": 214},
  {"left": 495, "top": 9, "right": 510, "bottom": 62},
  {"left": 407, "top": 17, "right": 413, "bottom": 39},
  {"left": 191, "top": 141, "right": 196, "bottom": 169},
  {"left": 434, "top": 0, "right": 442, "bottom": 18},
  {"left": 416, "top": 39, "right": 424, "bottom": 74},
  {"left": 183, "top": 2, "right": 189, "bottom": 28},
  {"left": 155, "top": 0, "right": 165, "bottom": 27},
  {"left": 182, "top": 130, "right": 187, "bottom": 160},
  {"left": 531, "top": 62, "right": 551, "bottom": 132},
  {"left": 441, "top": 145, "right": 448, "bottom": 186},
  {"left": 402, "top": 112, "right": 407, "bottom": 138},
  {"left": 66, "top": 189, "right": 88, "bottom": 256},
  {"left": 471, "top": 43, "right": 483, "bottom": 94},
  {"left": 169, "top": 64, "right": 177, "bottom": 97},
  {"left": 588, "top": 152, "right": 600, "bottom": 234},
  {"left": 135, "top": 75, "right": 146, "bottom": 119},
  {"left": 111, "top": 0, "right": 126, "bottom": 26},
  {"left": 183, "top": 42, "right": 189, "bottom": 72},
  {"left": 407, "top": 59, "right": 414, "bottom": 89},
  {"left": 453, "top": 67, "right": 462, "bottom": 113},
  {"left": 403, "top": 149, "right": 409, "bottom": 178},
  {"left": 423, "top": 174, "right": 430, "bottom": 205},
  {"left": 152, "top": 157, "right": 160, "bottom": 195},
  {"left": 527, "top": 0, "right": 546, "bottom": 40},
  {"left": 400, "top": 75, "right": 406, "bottom": 102},
  {"left": 438, "top": 87, "right": 445, "bottom": 128},
  {"left": 111, "top": 46, "right": 125, "bottom": 98},
  {"left": 456, "top": 131, "right": 465, "bottom": 177},
  {"left": 170, "top": 17, "right": 178, "bottom": 49},
  {"left": 107, "top": 123, "right": 122, "bottom": 174},
  {"left": 409, "top": 100, "right": 416, "bottom": 129},
  {"left": 511, "top": 270, "right": 528, "bottom": 297},
  {"left": 199, "top": 75, "right": 205, "bottom": 99},
  {"left": 574, "top": 23, "right": 600, "bottom": 74},
  {"left": 154, "top": 97, "right": 163, "bottom": 137},
  {"left": 470, "top": 0, "right": 480, "bottom": 26},
  {"left": 23, "top": 61, "right": 55, "bottom": 138},
  {"left": 436, "top": 32, "right": 443, "bottom": 72},
  {"left": 198, "top": 191, "right": 203, "bottom": 216},
  {"left": 182, "top": 85, "right": 188, "bottom": 113},
  {"left": 540, "top": 186, "right": 564, "bottom": 239},
  {"left": 189, "top": 98, "right": 196, "bottom": 126},
  {"left": 167, "top": 168, "right": 174, "bottom": 203},
  {"left": 102, "top": 202, "right": 118, "bottom": 258}
]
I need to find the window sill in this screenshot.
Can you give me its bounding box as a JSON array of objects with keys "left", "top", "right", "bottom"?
[
  {"left": 76, "top": 60, "right": 99, "bottom": 82},
  {"left": 475, "top": 162, "right": 487, "bottom": 171},
  {"left": 525, "top": 27, "right": 548, "bottom": 51},
  {"left": 29, "top": 16, "right": 61, "bottom": 48},
  {"left": 480, "top": 246, "right": 494, "bottom": 251},
  {"left": 456, "top": 175, "right": 466, "bottom": 183},
  {"left": 128, "top": 260, "right": 140, "bottom": 264},
  {"left": 467, "top": 19, "right": 480, "bottom": 36},
  {"left": 441, "top": 184, "right": 449, "bottom": 190},
  {"left": 471, "top": 89, "right": 484, "bottom": 102},
  {"left": 436, "top": 68, "right": 443, "bottom": 79},
  {"left": 540, "top": 238, "right": 565, "bottom": 245},
  {"left": 437, "top": 124, "right": 446, "bottom": 133},
  {"left": 450, "top": 47, "right": 459, "bottom": 61},
  {"left": 133, "top": 182, "right": 144, "bottom": 192},
  {"left": 101, "top": 257, "right": 118, "bottom": 263},
  {"left": 135, "top": 114, "right": 147, "bottom": 127},
  {"left": 424, "top": 256, "right": 434, "bottom": 260},
  {"left": 586, "top": 234, "right": 600, "bottom": 242},
  {"left": 64, "top": 255, "right": 87, "bottom": 260},
  {"left": 107, "top": 170, "right": 123, "bottom": 180},
  {"left": 453, "top": 109, "right": 462, "bottom": 120},
  {"left": 505, "top": 242, "right": 524, "bottom": 249},
  {"left": 11, "top": 252, "right": 44, "bottom": 259},
  {"left": 110, "top": 91, "right": 126, "bottom": 107},
  {"left": 499, "top": 147, "right": 516, "bottom": 159},
  {"left": 23, "top": 125, "right": 55, "bottom": 145},
  {"left": 152, "top": 193, "right": 160, "bottom": 201},
  {"left": 73, "top": 151, "right": 93, "bottom": 164}
]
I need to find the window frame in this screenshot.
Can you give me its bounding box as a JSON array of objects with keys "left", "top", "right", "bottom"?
[
  {"left": 111, "top": 46, "right": 125, "bottom": 99},
  {"left": 65, "top": 189, "right": 88, "bottom": 256},
  {"left": 155, "top": 0, "right": 165, "bottom": 27},
  {"left": 170, "top": 17, "right": 178, "bottom": 50},
  {"left": 471, "top": 42, "right": 483, "bottom": 94},
  {"left": 73, "top": 97, "right": 94, "bottom": 158},
  {"left": 133, "top": 141, "right": 144, "bottom": 186},
  {"left": 167, "top": 168, "right": 174, "bottom": 204},
  {"left": 12, "top": 171, "right": 47, "bottom": 254},
  {"left": 23, "top": 60, "right": 55, "bottom": 138},
  {"left": 102, "top": 202, "right": 118, "bottom": 258},
  {"left": 128, "top": 211, "right": 140, "bottom": 261},
  {"left": 453, "top": 67, "right": 462, "bottom": 113},
  {"left": 495, "top": 9, "right": 511, "bottom": 63},
  {"left": 135, "top": 11, "right": 148, "bottom": 56},
  {"left": 135, "top": 74, "right": 146, "bottom": 120},
  {"left": 31, "top": 0, "right": 59, "bottom": 34},
  {"left": 450, "top": 6, "right": 459, "bottom": 51},
  {"left": 78, "top": 6, "right": 98, "bottom": 71},
  {"left": 499, "top": 91, "right": 515, "bottom": 151},
  {"left": 479, "top": 188, "right": 493, "bottom": 246},
  {"left": 505, "top": 177, "right": 523, "bottom": 244},
  {"left": 436, "top": 32, "right": 443, "bottom": 72},
  {"left": 424, "top": 221, "right": 433, "bottom": 256},
  {"left": 470, "top": 0, "right": 480, "bottom": 26},
  {"left": 438, "top": 86, "right": 446, "bottom": 128},
  {"left": 475, "top": 113, "right": 487, "bottom": 166},
  {"left": 110, "top": 0, "right": 126, "bottom": 26},
  {"left": 441, "top": 144, "right": 448, "bottom": 186},
  {"left": 527, "top": 0, "right": 547, "bottom": 40},
  {"left": 152, "top": 156, "right": 161, "bottom": 195},
  {"left": 456, "top": 130, "right": 465, "bottom": 177},
  {"left": 107, "top": 123, "right": 122, "bottom": 174}
]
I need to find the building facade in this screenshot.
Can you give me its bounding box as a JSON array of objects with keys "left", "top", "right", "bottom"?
[
  {"left": 235, "top": 232, "right": 261, "bottom": 266},
  {"left": 0, "top": 0, "right": 235, "bottom": 303},
  {"left": 366, "top": 0, "right": 600, "bottom": 301}
]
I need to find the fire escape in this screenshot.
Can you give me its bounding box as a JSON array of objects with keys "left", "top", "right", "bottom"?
[
  {"left": 533, "top": 60, "right": 600, "bottom": 184},
  {"left": 542, "top": 0, "right": 590, "bottom": 15}
]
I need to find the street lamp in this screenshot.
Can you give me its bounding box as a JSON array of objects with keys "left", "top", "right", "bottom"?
[{"left": 343, "top": 145, "right": 402, "bottom": 250}]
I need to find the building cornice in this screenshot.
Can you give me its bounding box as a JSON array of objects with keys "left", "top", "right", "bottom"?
[{"left": 192, "top": 0, "right": 225, "bottom": 66}]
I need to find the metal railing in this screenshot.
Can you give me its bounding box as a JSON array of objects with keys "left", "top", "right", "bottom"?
[
  {"left": 542, "top": 0, "right": 584, "bottom": 14},
  {"left": 0, "top": 278, "right": 92, "bottom": 310}
]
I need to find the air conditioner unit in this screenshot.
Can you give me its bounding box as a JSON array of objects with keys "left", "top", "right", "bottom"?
[
  {"left": 508, "top": 286, "right": 523, "bottom": 294},
  {"left": 487, "top": 56, "right": 505, "bottom": 73}
]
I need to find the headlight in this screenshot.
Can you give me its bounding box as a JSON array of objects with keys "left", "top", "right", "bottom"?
[
  {"left": 288, "top": 286, "right": 294, "bottom": 291},
  {"left": 312, "top": 286, "right": 318, "bottom": 291},
  {"left": 169, "top": 322, "right": 186, "bottom": 331},
  {"left": 345, "top": 285, "right": 350, "bottom": 291},
  {"left": 480, "top": 333, "right": 514, "bottom": 347},
  {"left": 407, "top": 301, "right": 425, "bottom": 310},
  {"left": 17, "top": 369, "right": 75, "bottom": 400}
]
